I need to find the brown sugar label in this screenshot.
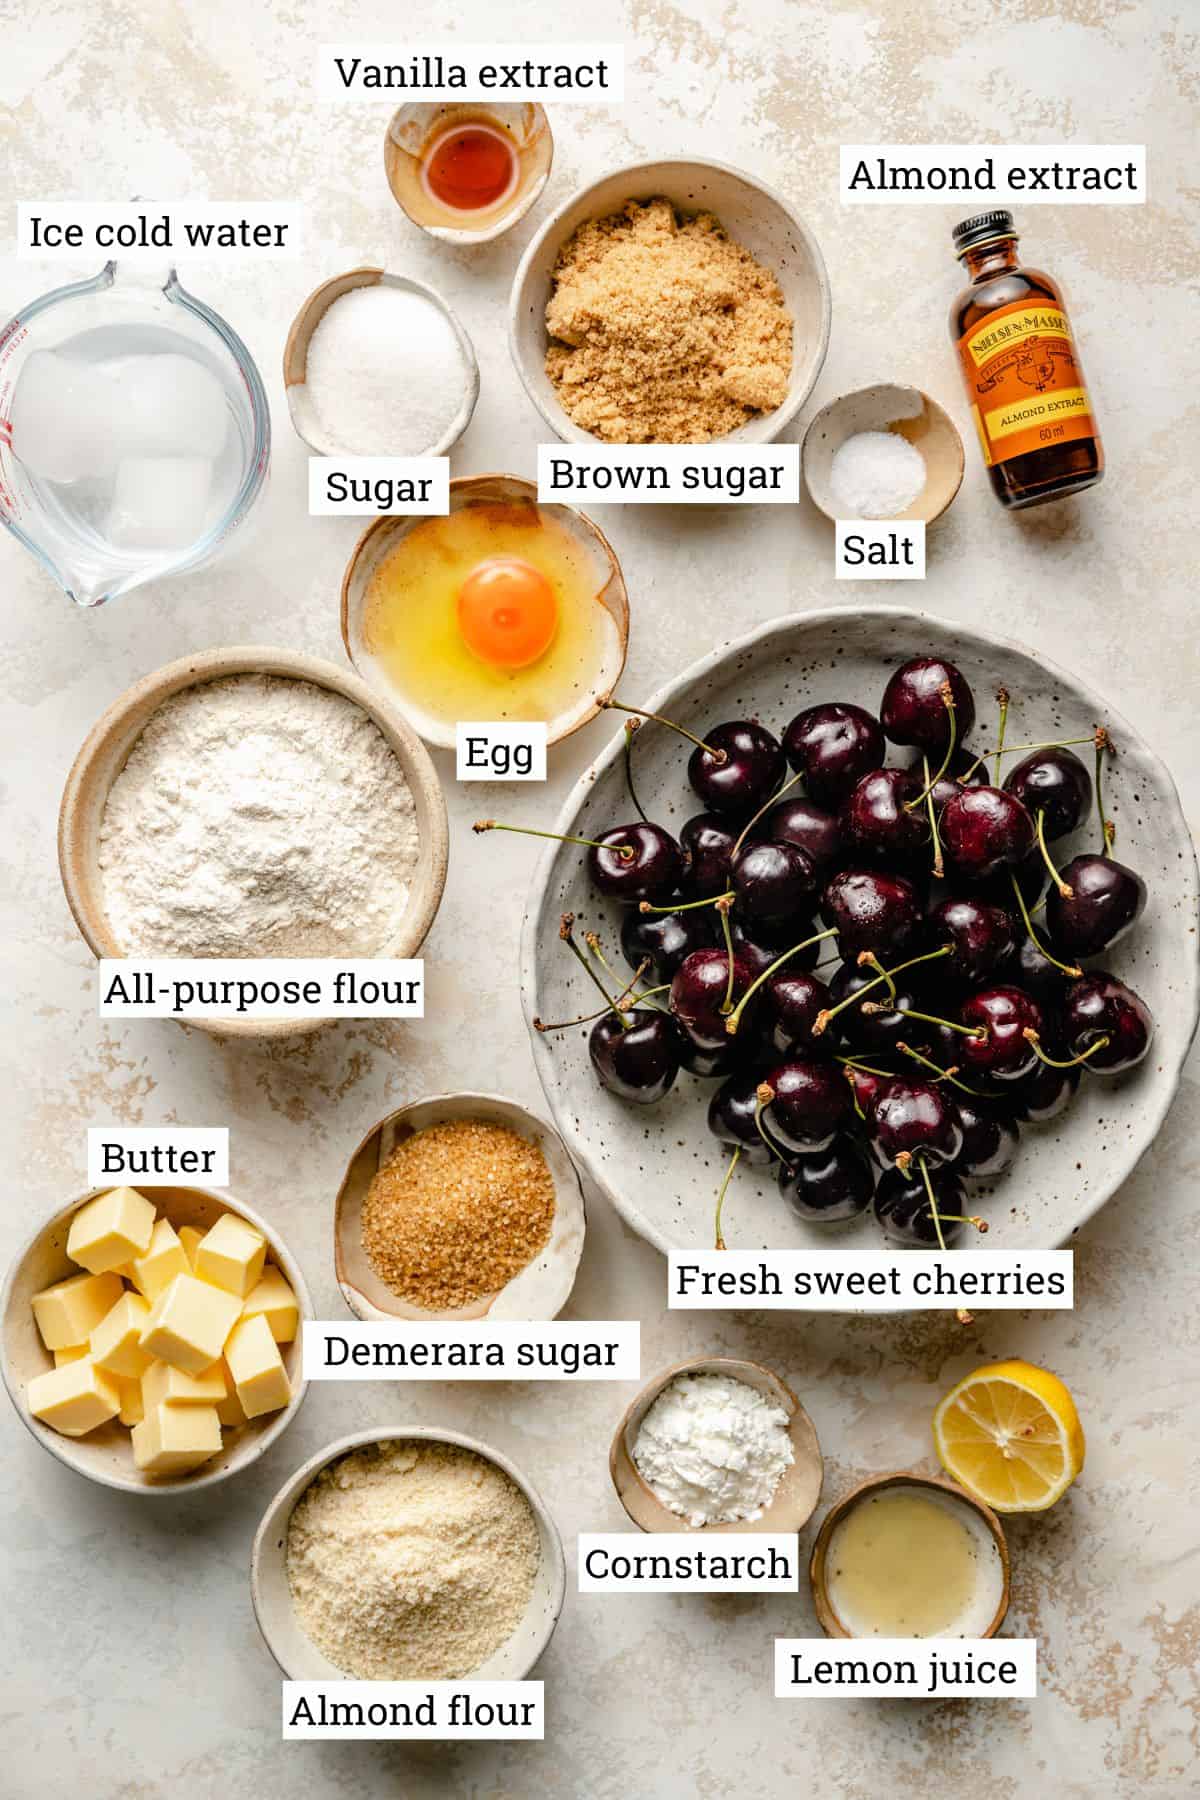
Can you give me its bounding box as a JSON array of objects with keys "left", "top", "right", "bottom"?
[{"left": 957, "top": 300, "right": 1097, "bottom": 466}]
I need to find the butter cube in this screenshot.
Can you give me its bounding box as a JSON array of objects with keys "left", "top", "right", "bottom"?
[
  {"left": 178, "top": 1226, "right": 204, "bottom": 1270},
  {"left": 27, "top": 1358, "right": 121, "bottom": 1437},
  {"left": 89, "top": 1291, "right": 153, "bottom": 1379},
  {"left": 224, "top": 1313, "right": 290, "bottom": 1419},
  {"left": 32, "top": 1271, "right": 125, "bottom": 1352},
  {"left": 215, "top": 1359, "right": 248, "bottom": 1429},
  {"left": 138, "top": 1274, "right": 241, "bottom": 1376},
  {"left": 117, "top": 1375, "right": 144, "bottom": 1426},
  {"left": 66, "top": 1187, "right": 156, "bottom": 1273},
  {"left": 54, "top": 1345, "right": 89, "bottom": 1366},
  {"left": 142, "top": 1357, "right": 226, "bottom": 1409},
  {"left": 193, "top": 1215, "right": 267, "bottom": 1298},
  {"left": 242, "top": 1266, "right": 299, "bottom": 1343},
  {"left": 131, "top": 1401, "right": 222, "bottom": 1475},
  {"left": 128, "top": 1217, "right": 189, "bottom": 1301}
]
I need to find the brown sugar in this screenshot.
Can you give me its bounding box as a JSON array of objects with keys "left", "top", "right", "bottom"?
[
  {"left": 544, "top": 197, "right": 793, "bottom": 443},
  {"left": 361, "top": 1118, "right": 556, "bottom": 1310}
]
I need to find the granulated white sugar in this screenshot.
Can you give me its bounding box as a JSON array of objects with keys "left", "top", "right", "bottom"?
[{"left": 305, "top": 284, "right": 470, "bottom": 455}]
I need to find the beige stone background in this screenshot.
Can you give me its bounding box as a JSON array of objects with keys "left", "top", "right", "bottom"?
[{"left": 2, "top": 0, "right": 1198, "bottom": 1794}]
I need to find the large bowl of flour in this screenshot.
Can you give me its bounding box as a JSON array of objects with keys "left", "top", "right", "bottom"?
[{"left": 58, "top": 646, "right": 449, "bottom": 1040}]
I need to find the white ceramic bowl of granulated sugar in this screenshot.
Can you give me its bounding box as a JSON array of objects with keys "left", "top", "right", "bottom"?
[{"left": 250, "top": 1426, "right": 566, "bottom": 1683}]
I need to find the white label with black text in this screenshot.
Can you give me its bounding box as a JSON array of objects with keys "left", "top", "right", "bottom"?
[
  {"left": 775, "top": 1638, "right": 1037, "bottom": 1698},
  {"left": 836, "top": 520, "right": 925, "bottom": 579},
  {"left": 303, "top": 1320, "right": 639, "bottom": 1381},
  {"left": 456, "top": 722, "right": 548, "bottom": 782},
  {"left": 308, "top": 457, "right": 448, "bottom": 516},
  {"left": 17, "top": 202, "right": 302, "bottom": 260},
  {"left": 579, "top": 1534, "right": 799, "bottom": 1593},
  {"left": 317, "top": 44, "right": 623, "bottom": 102},
  {"left": 283, "top": 1681, "right": 543, "bottom": 1739},
  {"left": 98, "top": 959, "right": 423, "bottom": 1021},
  {"left": 668, "top": 1250, "right": 1073, "bottom": 1311},
  {"left": 86, "top": 1127, "right": 229, "bottom": 1188},
  {"left": 537, "top": 443, "right": 800, "bottom": 506},
  {"left": 840, "top": 143, "right": 1145, "bottom": 203}
]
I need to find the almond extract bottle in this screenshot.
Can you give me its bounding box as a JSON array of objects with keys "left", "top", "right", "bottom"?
[{"left": 950, "top": 210, "right": 1104, "bottom": 509}]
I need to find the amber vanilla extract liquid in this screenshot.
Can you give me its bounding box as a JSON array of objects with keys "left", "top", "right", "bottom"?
[{"left": 950, "top": 210, "right": 1104, "bottom": 510}]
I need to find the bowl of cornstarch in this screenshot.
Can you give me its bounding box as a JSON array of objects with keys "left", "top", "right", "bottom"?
[
  {"left": 610, "top": 1356, "right": 824, "bottom": 1535},
  {"left": 58, "top": 646, "right": 449, "bottom": 1040},
  {"left": 251, "top": 1427, "right": 566, "bottom": 1684}
]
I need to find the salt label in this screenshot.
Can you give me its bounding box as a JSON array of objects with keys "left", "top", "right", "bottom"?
[
  {"left": 579, "top": 1534, "right": 799, "bottom": 1594},
  {"left": 836, "top": 521, "right": 925, "bottom": 579},
  {"left": 775, "top": 1639, "right": 1037, "bottom": 1698}
]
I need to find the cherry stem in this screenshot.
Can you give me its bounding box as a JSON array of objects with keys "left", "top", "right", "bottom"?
[
  {"left": 1008, "top": 869, "right": 1082, "bottom": 979},
  {"left": 957, "top": 733, "right": 1097, "bottom": 784},
  {"left": 731, "top": 767, "right": 805, "bottom": 859},
  {"left": 603, "top": 699, "right": 725, "bottom": 763},
  {"left": 836, "top": 1054, "right": 895, "bottom": 1076},
  {"left": 560, "top": 918, "right": 630, "bottom": 1028},
  {"left": 586, "top": 935, "right": 667, "bottom": 1015},
  {"left": 716, "top": 896, "right": 736, "bottom": 1014},
  {"left": 922, "top": 754, "right": 944, "bottom": 879},
  {"left": 905, "top": 685, "right": 957, "bottom": 809},
  {"left": 939, "top": 1213, "right": 989, "bottom": 1234},
  {"left": 917, "top": 1155, "right": 949, "bottom": 1254},
  {"left": 534, "top": 1002, "right": 612, "bottom": 1033},
  {"left": 993, "top": 685, "right": 1010, "bottom": 786},
  {"left": 1023, "top": 1029, "right": 1111, "bottom": 1069},
  {"left": 1034, "top": 809, "right": 1072, "bottom": 897},
  {"left": 754, "top": 1084, "right": 778, "bottom": 1155},
  {"left": 1094, "top": 725, "right": 1114, "bottom": 856},
  {"left": 623, "top": 721, "right": 648, "bottom": 824},
  {"left": 640, "top": 890, "right": 732, "bottom": 915},
  {"left": 714, "top": 1145, "right": 740, "bottom": 1250},
  {"left": 476, "top": 820, "right": 635, "bottom": 862},
  {"left": 724, "top": 926, "right": 839, "bottom": 1035},
  {"left": 535, "top": 959, "right": 657, "bottom": 1032},
  {"left": 813, "top": 944, "right": 953, "bottom": 1036},
  {"left": 868, "top": 1003, "right": 983, "bottom": 1038},
  {"left": 859, "top": 950, "right": 896, "bottom": 1003},
  {"left": 897, "top": 1041, "right": 987, "bottom": 1096}
]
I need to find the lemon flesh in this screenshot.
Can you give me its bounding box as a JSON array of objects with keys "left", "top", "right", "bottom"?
[{"left": 933, "top": 1359, "right": 1085, "bottom": 1513}]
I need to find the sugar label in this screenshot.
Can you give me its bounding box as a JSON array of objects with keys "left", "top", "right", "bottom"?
[{"left": 308, "top": 457, "right": 448, "bottom": 516}]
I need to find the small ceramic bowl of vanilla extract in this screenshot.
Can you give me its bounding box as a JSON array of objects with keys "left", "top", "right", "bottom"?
[{"left": 384, "top": 103, "right": 553, "bottom": 244}]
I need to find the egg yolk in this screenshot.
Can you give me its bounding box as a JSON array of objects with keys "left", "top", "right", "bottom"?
[{"left": 456, "top": 556, "right": 558, "bottom": 669}]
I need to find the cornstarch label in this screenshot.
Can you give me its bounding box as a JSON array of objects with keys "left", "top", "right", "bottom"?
[
  {"left": 579, "top": 1534, "right": 800, "bottom": 1594},
  {"left": 956, "top": 299, "right": 1097, "bottom": 467}
]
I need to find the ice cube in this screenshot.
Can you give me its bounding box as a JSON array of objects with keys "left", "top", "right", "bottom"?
[
  {"left": 106, "top": 353, "right": 229, "bottom": 459},
  {"left": 107, "top": 455, "right": 212, "bottom": 550},
  {"left": 9, "top": 350, "right": 117, "bottom": 484}
]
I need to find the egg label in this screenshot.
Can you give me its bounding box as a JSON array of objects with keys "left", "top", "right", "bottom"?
[
  {"left": 456, "top": 722, "right": 547, "bottom": 782},
  {"left": 836, "top": 520, "right": 925, "bottom": 579},
  {"left": 776, "top": 1639, "right": 1038, "bottom": 1698},
  {"left": 537, "top": 444, "right": 800, "bottom": 505},
  {"left": 308, "top": 457, "right": 449, "bottom": 515}
]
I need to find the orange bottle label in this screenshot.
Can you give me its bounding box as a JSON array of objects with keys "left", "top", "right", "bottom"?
[{"left": 956, "top": 299, "right": 1097, "bottom": 467}]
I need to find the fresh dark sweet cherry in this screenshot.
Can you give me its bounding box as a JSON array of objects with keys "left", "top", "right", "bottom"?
[
  {"left": 589, "top": 1011, "right": 683, "bottom": 1104},
  {"left": 929, "top": 897, "right": 1016, "bottom": 981},
  {"left": 669, "top": 948, "right": 758, "bottom": 1050},
  {"left": 1063, "top": 973, "right": 1154, "bottom": 1074},
  {"left": 761, "top": 1058, "right": 852, "bottom": 1153},
  {"left": 940, "top": 786, "right": 1035, "bottom": 883},
  {"left": 978, "top": 848, "right": 1046, "bottom": 912},
  {"left": 912, "top": 746, "right": 987, "bottom": 813},
  {"left": 952, "top": 1096, "right": 1019, "bottom": 1178},
  {"left": 708, "top": 1073, "right": 785, "bottom": 1166},
  {"left": 874, "top": 1167, "right": 966, "bottom": 1247},
  {"left": 1010, "top": 1052, "right": 1080, "bottom": 1123},
  {"left": 959, "top": 984, "right": 1044, "bottom": 1081},
  {"left": 844, "top": 1064, "right": 888, "bottom": 1117},
  {"left": 728, "top": 917, "right": 800, "bottom": 980},
  {"left": 1004, "top": 747, "right": 1092, "bottom": 841},
  {"left": 1045, "top": 855, "right": 1147, "bottom": 959},
  {"left": 867, "top": 1076, "right": 964, "bottom": 1170},
  {"left": 820, "top": 867, "right": 922, "bottom": 959},
  {"left": 680, "top": 812, "right": 738, "bottom": 900},
  {"left": 620, "top": 905, "right": 714, "bottom": 983},
  {"left": 688, "top": 720, "right": 785, "bottom": 819},
  {"left": 782, "top": 702, "right": 885, "bottom": 808},
  {"left": 588, "top": 823, "right": 684, "bottom": 904},
  {"left": 678, "top": 1033, "right": 750, "bottom": 1079},
  {"left": 843, "top": 767, "right": 929, "bottom": 862},
  {"left": 826, "top": 964, "right": 920, "bottom": 1053},
  {"left": 997, "top": 930, "right": 1072, "bottom": 1004},
  {"left": 760, "top": 969, "right": 831, "bottom": 1056},
  {"left": 779, "top": 1135, "right": 875, "bottom": 1224},
  {"left": 754, "top": 796, "right": 844, "bottom": 872},
  {"left": 730, "top": 840, "right": 817, "bottom": 926},
  {"left": 880, "top": 657, "right": 976, "bottom": 754}
]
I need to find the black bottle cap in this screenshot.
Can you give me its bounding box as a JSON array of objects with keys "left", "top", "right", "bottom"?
[{"left": 952, "top": 210, "right": 1016, "bottom": 252}]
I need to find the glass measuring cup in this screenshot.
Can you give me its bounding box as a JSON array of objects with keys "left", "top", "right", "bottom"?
[{"left": 0, "top": 262, "right": 270, "bottom": 607}]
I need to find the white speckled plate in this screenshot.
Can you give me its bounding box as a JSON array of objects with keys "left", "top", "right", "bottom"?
[{"left": 520, "top": 609, "right": 1199, "bottom": 1291}]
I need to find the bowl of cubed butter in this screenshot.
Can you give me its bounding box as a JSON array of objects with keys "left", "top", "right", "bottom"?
[{"left": 0, "top": 1184, "right": 312, "bottom": 1493}]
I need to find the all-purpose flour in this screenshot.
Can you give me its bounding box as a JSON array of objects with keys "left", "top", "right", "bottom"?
[
  {"left": 632, "top": 1371, "right": 794, "bottom": 1526},
  {"left": 98, "top": 673, "right": 420, "bottom": 958}
]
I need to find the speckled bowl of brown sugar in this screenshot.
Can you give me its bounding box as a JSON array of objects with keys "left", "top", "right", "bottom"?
[{"left": 333, "top": 1092, "right": 586, "bottom": 1323}]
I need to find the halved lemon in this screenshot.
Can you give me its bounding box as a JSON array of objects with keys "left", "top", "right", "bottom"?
[{"left": 933, "top": 1359, "right": 1085, "bottom": 1513}]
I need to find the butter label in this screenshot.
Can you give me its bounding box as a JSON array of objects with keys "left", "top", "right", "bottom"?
[{"left": 87, "top": 1127, "right": 229, "bottom": 1187}]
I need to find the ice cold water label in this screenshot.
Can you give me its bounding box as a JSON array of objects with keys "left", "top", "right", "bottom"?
[
  {"left": 836, "top": 520, "right": 925, "bottom": 578},
  {"left": 86, "top": 1127, "right": 229, "bottom": 1187},
  {"left": 308, "top": 458, "right": 448, "bottom": 516},
  {"left": 775, "top": 1639, "right": 1037, "bottom": 1698},
  {"left": 456, "top": 722, "right": 547, "bottom": 782},
  {"left": 537, "top": 444, "right": 800, "bottom": 505},
  {"left": 284, "top": 1681, "right": 543, "bottom": 1739},
  {"left": 579, "top": 1534, "right": 800, "bottom": 1593},
  {"left": 18, "top": 202, "right": 301, "bottom": 260},
  {"left": 668, "top": 1250, "right": 1073, "bottom": 1311}
]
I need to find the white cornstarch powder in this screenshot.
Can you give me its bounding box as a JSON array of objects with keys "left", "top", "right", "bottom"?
[
  {"left": 98, "top": 673, "right": 419, "bottom": 957},
  {"left": 304, "top": 284, "right": 471, "bottom": 456},
  {"left": 829, "top": 428, "right": 927, "bottom": 518},
  {"left": 632, "top": 1372, "right": 794, "bottom": 1526},
  {"left": 286, "top": 1439, "right": 541, "bottom": 1681}
]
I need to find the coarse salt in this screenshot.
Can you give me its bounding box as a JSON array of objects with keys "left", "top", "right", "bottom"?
[
  {"left": 829, "top": 428, "right": 927, "bottom": 519},
  {"left": 304, "top": 284, "right": 471, "bottom": 456}
]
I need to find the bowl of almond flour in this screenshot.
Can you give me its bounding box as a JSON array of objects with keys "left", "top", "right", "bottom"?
[
  {"left": 250, "top": 1428, "right": 566, "bottom": 1683},
  {"left": 58, "top": 646, "right": 449, "bottom": 1039}
]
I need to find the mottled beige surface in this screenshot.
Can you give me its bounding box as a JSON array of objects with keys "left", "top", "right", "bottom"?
[{"left": 2, "top": 1, "right": 1198, "bottom": 1796}]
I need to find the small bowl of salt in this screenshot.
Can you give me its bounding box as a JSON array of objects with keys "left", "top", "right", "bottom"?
[
  {"left": 802, "top": 383, "right": 964, "bottom": 526},
  {"left": 283, "top": 267, "right": 480, "bottom": 458}
]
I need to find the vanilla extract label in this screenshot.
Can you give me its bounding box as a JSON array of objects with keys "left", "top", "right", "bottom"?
[
  {"left": 537, "top": 444, "right": 800, "bottom": 506},
  {"left": 302, "top": 1321, "right": 641, "bottom": 1382},
  {"left": 775, "top": 1639, "right": 1037, "bottom": 1698},
  {"left": 668, "top": 1249, "right": 1073, "bottom": 1311},
  {"left": 839, "top": 144, "right": 1145, "bottom": 204},
  {"left": 98, "top": 959, "right": 424, "bottom": 1021},
  {"left": 579, "top": 1534, "right": 799, "bottom": 1594},
  {"left": 317, "top": 44, "right": 623, "bottom": 102}
]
